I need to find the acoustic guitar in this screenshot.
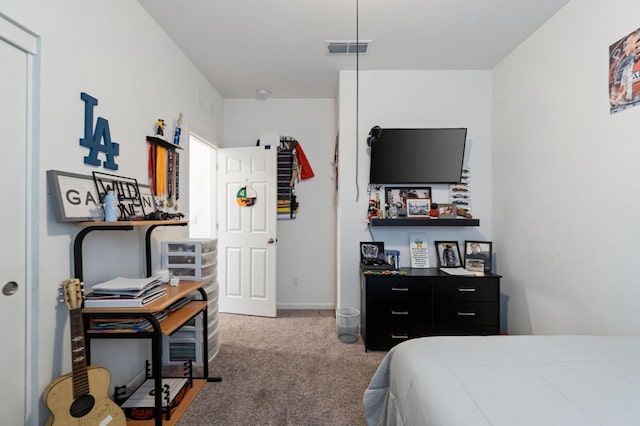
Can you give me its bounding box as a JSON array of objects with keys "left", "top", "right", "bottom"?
[{"left": 44, "top": 279, "right": 127, "bottom": 425}]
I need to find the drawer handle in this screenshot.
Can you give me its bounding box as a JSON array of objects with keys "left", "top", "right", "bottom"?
[
  {"left": 458, "top": 288, "right": 476, "bottom": 292},
  {"left": 391, "top": 310, "right": 409, "bottom": 315},
  {"left": 391, "top": 287, "right": 409, "bottom": 292},
  {"left": 457, "top": 311, "right": 477, "bottom": 316},
  {"left": 391, "top": 334, "right": 409, "bottom": 339}
]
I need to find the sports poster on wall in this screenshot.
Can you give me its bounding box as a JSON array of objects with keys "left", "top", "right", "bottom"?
[
  {"left": 47, "top": 170, "right": 154, "bottom": 222},
  {"left": 609, "top": 27, "right": 640, "bottom": 114}
]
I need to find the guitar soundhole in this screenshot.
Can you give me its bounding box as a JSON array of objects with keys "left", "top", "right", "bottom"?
[{"left": 70, "top": 394, "right": 95, "bottom": 418}]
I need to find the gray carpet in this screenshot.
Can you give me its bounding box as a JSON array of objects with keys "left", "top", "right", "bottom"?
[{"left": 177, "top": 310, "right": 386, "bottom": 426}]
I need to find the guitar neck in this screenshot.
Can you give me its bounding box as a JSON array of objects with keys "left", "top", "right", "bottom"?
[
  {"left": 47, "top": 279, "right": 127, "bottom": 425},
  {"left": 69, "top": 308, "right": 90, "bottom": 399}
]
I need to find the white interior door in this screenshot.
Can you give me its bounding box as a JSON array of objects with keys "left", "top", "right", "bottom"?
[
  {"left": 217, "top": 146, "right": 277, "bottom": 317},
  {"left": 0, "top": 14, "right": 38, "bottom": 425}
]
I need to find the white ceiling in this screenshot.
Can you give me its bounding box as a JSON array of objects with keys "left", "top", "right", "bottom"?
[{"left": 138, "top": 0, "right": 570, "bottom": 99}]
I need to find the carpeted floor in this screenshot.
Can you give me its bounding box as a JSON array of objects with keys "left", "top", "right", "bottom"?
[{"left": 177, "top": 310, "right": 386, "bottom": 426}]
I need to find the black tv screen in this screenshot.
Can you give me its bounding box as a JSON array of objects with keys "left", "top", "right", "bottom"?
[{"left": 369, "top": 128, "right": 467, "bottom": 184}]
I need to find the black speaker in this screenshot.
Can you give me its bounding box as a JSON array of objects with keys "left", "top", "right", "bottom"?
[{"left": 367, "top": 125, "right": 382, "bottom": 147}]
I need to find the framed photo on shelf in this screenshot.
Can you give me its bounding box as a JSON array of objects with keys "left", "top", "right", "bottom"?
[
  {"left": 406, "top": 198, "right": 431, "bottom": 217},
  {"left": 464, "top": 241, "right": 492, "bottom": 273},
  {"left": 385, "top": 186, "right": 431, "bottom": 216},
  {"left": 435, "top": 241, "right": 462, "bottom": 267},
  {"left": 437, "top": 203, "right": 456, "bottom": 218}
]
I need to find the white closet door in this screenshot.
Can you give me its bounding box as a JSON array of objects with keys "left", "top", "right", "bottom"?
[{"left": 0, "top": 13, "right": 37, "bottom": 425}]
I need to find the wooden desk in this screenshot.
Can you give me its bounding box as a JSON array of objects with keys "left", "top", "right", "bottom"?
[{"left": 83, "top": 281, "right": 212, "bottom": 425}]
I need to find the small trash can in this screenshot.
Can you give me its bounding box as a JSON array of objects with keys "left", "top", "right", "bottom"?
[{"left": 336, "top": 307, "right": 360, "bottom": 343}]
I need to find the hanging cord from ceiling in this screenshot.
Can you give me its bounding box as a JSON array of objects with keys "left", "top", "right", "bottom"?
[{"left": 355, "top": 0, "right": 360, "bottom": 202}]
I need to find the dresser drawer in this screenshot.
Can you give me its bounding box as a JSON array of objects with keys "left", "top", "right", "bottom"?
[
  {"left": 365, "top": 275, "right": 431, "bottom": 302},
  {"left": 433, "top": 324, "right": 498, "bottom": 336},
  {"left": 434, "top": 302, "right": 498, "bottom": 330},
  {"left": 434, "top": 278, "right": 499, "bottom": 302},
  {"left": 369, "top": 300, "right": 431, "bottom": 325},
  {"left": 364, "top": 320, "right": 431, "bottom": 350}
]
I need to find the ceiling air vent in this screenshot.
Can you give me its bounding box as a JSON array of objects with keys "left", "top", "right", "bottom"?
[{"left": 326, "top": 40, "right": 371, "bottom": 55}]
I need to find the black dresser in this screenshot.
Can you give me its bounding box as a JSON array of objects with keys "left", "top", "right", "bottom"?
[{"left": 360, "top": 267, "right": 501, "bottom": 351}]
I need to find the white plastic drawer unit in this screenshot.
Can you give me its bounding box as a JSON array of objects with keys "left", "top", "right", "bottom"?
[{"left": 161, "top": 238, "right": 219, "bottom": 367}]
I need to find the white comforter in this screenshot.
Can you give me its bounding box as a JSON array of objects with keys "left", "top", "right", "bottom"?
[{"left": 363, "top": 335, "right": 640, "bottom": 426}]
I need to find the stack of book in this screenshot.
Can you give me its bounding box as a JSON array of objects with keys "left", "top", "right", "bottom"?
[
  {"left": 88, "top": 311, "right": 169, "bottom": 333},
  {"left": 84, "top": 277, "right": 167, "bottom": 308}
]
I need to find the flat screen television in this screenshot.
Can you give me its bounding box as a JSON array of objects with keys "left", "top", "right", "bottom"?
[{"left": 369, "top": 128, "right": 467, "bottom": 184}]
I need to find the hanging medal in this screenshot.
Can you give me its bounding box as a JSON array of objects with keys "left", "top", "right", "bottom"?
[
  {"left": 236, "top": 183, "right": 257, "bottom": 207},
  {"left": 167, "top": 113, "right": 182, "bottom": 209},
  {"left": 174, "top": 151, "right": 180, "bottom": 205},
  {"left": 166, "top": 149, "right": 174, "bottom": 208},
  {"left": 155, "top": 145, "right": 167, "bottom": 208},
  {"left": 148, "top": 143, "right": 156, "bottom": 196}
]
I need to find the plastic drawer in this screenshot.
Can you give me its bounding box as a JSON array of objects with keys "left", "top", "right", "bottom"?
[
  {"left": 171, "top": 329, "right": 197, "bottom": 339},
  {"left": 168, "top": 264, "right": 216, "bottom": 280},
  {"left": 208, "top": 328, "right": 220, "bottom": 361},
  {"left": 203, "top": 275, "right": 218, "bottom": 286},
  {"left": 204, "top": 281, "right": 219, "bottom": 299},
  {"left": 164, "top": 250, "right": 217, "bottom": 267},
  {"left": 163, "top": 239, "right": 217, "bottom": 254},
  {"left": 166, "top": 338, "right": 200, "bottom": 364}
]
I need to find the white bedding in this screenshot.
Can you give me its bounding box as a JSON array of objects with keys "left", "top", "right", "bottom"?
[{"left": 363, "top": 335, "right": 640, "bottom": 426}]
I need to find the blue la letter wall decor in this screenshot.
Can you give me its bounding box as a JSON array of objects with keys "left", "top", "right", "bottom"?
[{"left": 79, "top": 92, "right": 120, "bottom": 170}]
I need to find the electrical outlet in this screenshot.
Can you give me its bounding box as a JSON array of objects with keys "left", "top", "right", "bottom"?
[{"left": 292, "top": 276, "right": 300, "bottom": 286}]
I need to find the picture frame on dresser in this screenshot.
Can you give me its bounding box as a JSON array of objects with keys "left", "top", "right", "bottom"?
[
  {"left": 360, "top": 241, "right": 386, "bottom": 265},
  {"left": 435, "top": 241, "right": 462, "bottom": 267},
  {"left": 464, "top": 241, "right": 492, "bottom": 273}
]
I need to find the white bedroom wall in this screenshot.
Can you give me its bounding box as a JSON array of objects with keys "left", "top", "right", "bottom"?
[
  {"left": 493, "top": 0, "right": 640, "bottom": 334},
  {"left": 224, "top": 98, "right": 338, "bottom": 309},
  {"left": 337, "top": 70, "right": 493, "bottom": 311},
  {"left": 2, "top": 1, "right": 223, "bottom": 423}
]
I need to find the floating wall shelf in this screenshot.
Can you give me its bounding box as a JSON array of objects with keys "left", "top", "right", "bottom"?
[{"left": 370, "top": 218, "right": 480, "bottom": 227}]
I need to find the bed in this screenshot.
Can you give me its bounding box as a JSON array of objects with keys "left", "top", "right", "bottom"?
[{"left": 363, "top": 335, "right": 640, "bottom": 425}]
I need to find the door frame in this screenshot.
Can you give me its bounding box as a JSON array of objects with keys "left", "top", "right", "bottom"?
[
  {"left": 1, "top": 12, "right": 40, "bottom": 425},
  {"left": 188, "top": 133, "right": 218, "bottom": 239}
]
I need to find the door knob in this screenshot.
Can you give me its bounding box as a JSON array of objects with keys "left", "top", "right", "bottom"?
[
  {"left": 267, "top": 238, "right": 276, "bottom": 244},
  {"left": 2, "top": 281, "right": 18, "bottom": 296}
]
